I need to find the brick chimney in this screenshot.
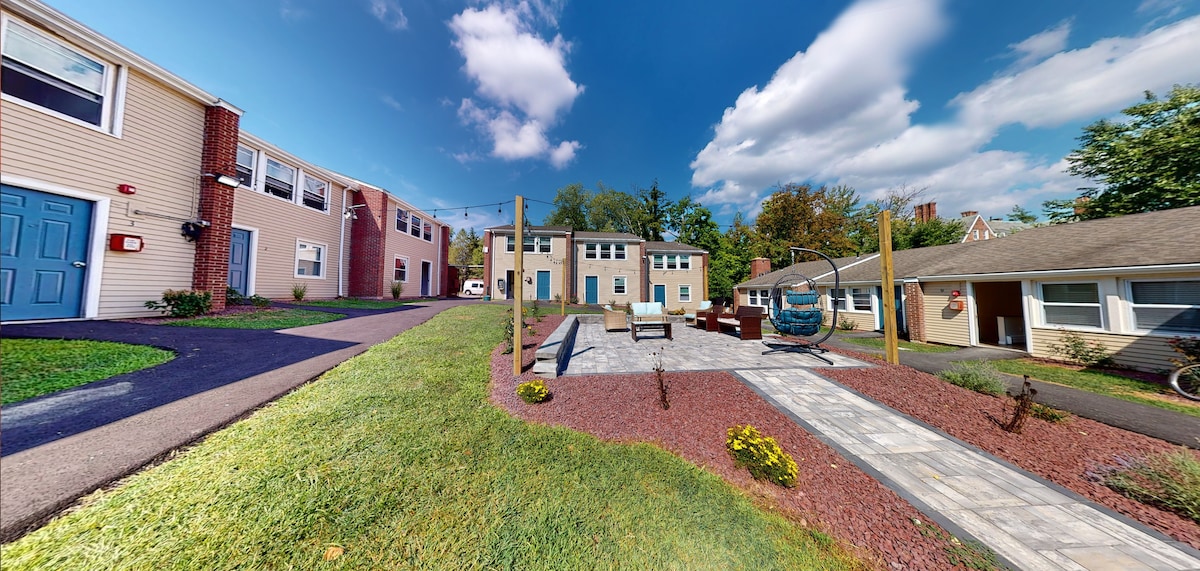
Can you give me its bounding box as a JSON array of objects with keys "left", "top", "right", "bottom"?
[
  {"left": 750, "top": 257, "right": 771, "bottom": 277},
  {"left": 960, "top": 210, "right": 978, "bottom": 218},
  {"left": 914, "top": 202, "right": 937, "bottom": 223},
  {"left": 1073, "top": 196, "right": 1091, "bottom": 216}
]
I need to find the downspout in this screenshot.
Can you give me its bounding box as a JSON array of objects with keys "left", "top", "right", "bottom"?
[{"left": 338, "top": 186, "right": 348, "bottom": 297}]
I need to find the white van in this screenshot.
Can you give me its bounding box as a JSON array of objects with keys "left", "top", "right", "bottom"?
[{"left": 461, "top": 279, "right": 485, "bottom": 296}]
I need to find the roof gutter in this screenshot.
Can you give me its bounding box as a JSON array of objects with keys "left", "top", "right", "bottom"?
[{"left": 912, "top": 263, "right": 1200, "bottom": 282}]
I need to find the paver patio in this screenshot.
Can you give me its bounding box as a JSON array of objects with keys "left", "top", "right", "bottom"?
[{"left": 560, "top": 320, "right": 1200, "bottom": 571}]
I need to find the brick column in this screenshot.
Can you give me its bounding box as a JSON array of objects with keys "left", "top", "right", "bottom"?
[
  {"left": 349, "top": 189, "right": 388, "bottom": 298},
  {"left": 192, "top": 104, "right": 240, "bottom": 312},
  {"left": 904, "top": 280, "right": 926, "bottom": 342},
  {"left": 440, "top": 225, "right": 451, "bottom": 296}
]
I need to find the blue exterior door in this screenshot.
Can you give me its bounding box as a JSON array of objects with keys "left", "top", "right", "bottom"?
[
  {"left": 1, "top": 185, "right": 92, "bottom": 321},
  {"left": 653, "top": 284, "right": 666, "bottom": 304},
  {"left": 536, "top": 270, "right": 550, "bottom": 300},
  {"left": 227, "top": 228, "right": 250, "bottom": 295},
  {"left": 585, "top": 276, "right": 598, "bottom": 304}
]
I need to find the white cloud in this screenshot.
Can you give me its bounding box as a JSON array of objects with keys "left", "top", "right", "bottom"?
[
  {"left": 450, "top": 2, "right": 583, "bottom": 168},
  {"left": 549, "top": 140, "right": 581, "bottom": 169},
  {"left": 381, "top": 94, "right": 404, "bottom": 112},
  {"left": 1007, "top": 20, "right": 1071, "bottom": 69},
  {"left": 690, "top": 0, "right": 1200, "bottom": 222},
  {"left": 369, "top": 0, "right": 408, "bottom": 31}
]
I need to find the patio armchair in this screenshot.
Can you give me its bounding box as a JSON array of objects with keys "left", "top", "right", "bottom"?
[
  {"left": 683, "top": 300, "right": 713, "bottom": 325},
  {"left": 603, "top": 306, "right": 627, "bottom": 331}
]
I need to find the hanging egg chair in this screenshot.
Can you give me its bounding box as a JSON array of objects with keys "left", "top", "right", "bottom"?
[{"left": 761, "top": 247, "right": 839, "bottom": 364}]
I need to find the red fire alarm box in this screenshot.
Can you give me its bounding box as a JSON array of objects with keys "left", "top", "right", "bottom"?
[
  {"left": 948, "top": 299, "right": 966, "bottom": 311},
  {"left": 109, "top": 234, "right": 145, "bottom": 252}
]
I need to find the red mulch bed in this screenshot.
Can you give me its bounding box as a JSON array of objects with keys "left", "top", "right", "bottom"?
[{"left": 490, "top": 316, "right": 1200, "bottom": 570}]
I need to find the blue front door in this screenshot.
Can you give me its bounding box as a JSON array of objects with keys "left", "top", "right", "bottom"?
[
  {"left": 536, "top": 270, "right": 550, "bottom": 300},
  {"left": 1, "top": 185, "right": 92, "bottom": 320},
  {"left": 653, "top": 284, "right": 666, "bottom": 304},
  {"left": 585, "top": 276, "right": 598, "bottom": 304},
  {"left": 228, "top": 228, "right": 250, "bottom": 295}
]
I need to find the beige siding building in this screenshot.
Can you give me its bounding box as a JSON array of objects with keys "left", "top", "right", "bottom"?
[
  {"left": 574, "top": 231, "right": 642, "bottom": 306},
  {"left": 483, "top": 226, "right": 572, "bottom": 301},
  {"left": 644, "top": 242, "right": 707, "bottom": 314},
  {"left": 735, "top": 207, "right": 1200, "bottom": 371}
]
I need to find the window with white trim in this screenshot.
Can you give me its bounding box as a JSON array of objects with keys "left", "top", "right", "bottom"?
[
  {"left": 264, "top": 158, "right": 295, "bottom": 201},
  {"left": 236, "top": 145, "right": 256, "bottom": 187},
  {"left": 748, "top": 289, "right": 770, "bottom": 307},
  {"left": 302, "top": 174, "right": 328, "bottom": 211},
  {"left": 394, "top": 256, "right": 408, "bottom": 282},
  {"left": 410, "top": 215, "right": 423, "bottom": 238},
  {"left": 1129, "top": 280, "right": 1200, "bottom": 334},
  {"left": 2, "top": 19, "right": 120, "bottom": 132},
  {"left": 829, "top": 288, "right": 847, "bottom": 311},
  {"left": 585, "top": 243, "right": 626, "bottom": 260},
  {"left": 507, "top": 235, "right": 551, "bottom": 253},
  {"left": 652, "top": 254, "right": 691, "bottom": 270},
  {"left": 679, "top": 284, "right": 692, "bottom": 302},
  {"left": 851, "top": 288, "right": 871, "bottom": 311},
  {"left": 1041, "top": 282, "right": 1102, "bottom": 328},
  {"left": 613, "top": 276, "right": 627, "bottom": 295},
  {"left": 422, "top": 221, "right": 432, "bottom": 242},
  {"left": 396, "top": 209, "right": 408, "bottom": 233},
  {"left": 295, "top": 241, "right": 325, "bottom": 278}
]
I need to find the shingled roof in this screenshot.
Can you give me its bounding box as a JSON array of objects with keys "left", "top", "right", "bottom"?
[
  {"left": 737, "top": 206, "right": 1200, "bottom": 289},
  {"left": 645, "top": 241, "right": 707, "bottom": 254},
  {"left": 574, "top": 231, "right": 643, "bottom": 241}
]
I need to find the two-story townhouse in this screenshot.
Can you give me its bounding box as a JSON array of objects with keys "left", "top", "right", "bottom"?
[
  {"left": 1, "top": 0, "right": 243, "bottom": 319},
  {"left": 644, "top": 242, "right": 708, "bottom": 314},
  {"left": 482, "top": 225, "right": 572, "bottom": 301},
  {"left": 348, "top": 185, "right": 450, "bottom": 299},
  {"left": 0, "top": 0, "right": 449, "bottom": 321},
  {"left": 573, "top": 231, "right": 643, "bottom": 306}
]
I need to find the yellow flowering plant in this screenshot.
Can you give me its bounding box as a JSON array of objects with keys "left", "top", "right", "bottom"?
[
  {"left": 726, "top": 425, "right": 799, "bottom": 487},
  {"left": 516, "top": 379, "right": 551, "bottom": 404}
]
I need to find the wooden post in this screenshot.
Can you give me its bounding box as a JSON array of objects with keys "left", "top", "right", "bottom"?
[
  {"left": 879, "top": 210, "right": 900, "bottom": 364},
  {"left": 513, "top": 195, "right": 524, "bottom": 376}
]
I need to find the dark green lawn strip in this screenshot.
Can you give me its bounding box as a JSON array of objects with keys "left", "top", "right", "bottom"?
[
  {"left": 167, "top": 309, "right": 341, "bottom": 329},
  {"left": 991, "top": 359, "right": 1200, "bottom": 419},
  {"left": 1, "top": 339, "right": 174, "bottom": 405},
  {"left": 843, "top": 337, "right": 958, "bottom": 353},
  {"left": 0, "top": 306, "right": 860, "bottom": 570},
  {"left": 297, "top": 299, "right": 411, "bottom": 309}
]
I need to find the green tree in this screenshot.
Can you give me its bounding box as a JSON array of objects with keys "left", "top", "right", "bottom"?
[
  {"left": 753, "top": 183, "right": 859, "bottom": 268},
  {"left": 906, "top": 218, "right": 965, "bottom": 248},
  {"left": 1045, "top": 84, "right": 1200, "bottom": 222},
  {"left": 1007, "top": 204, "right": 1038, "bottom": 224},
  {"left": 587, "top": 183, "right": 639, "bottom": 233},
  {"left": 665, "top": 196, "right": 721, "bottom": 253},
  {"left": 709, "top": 213, "right": 754, "bottom": 301},
  {"left": 630, "top": 180, "right": 668, "bottom": 241},
  {"left": 449, "top": 228, "right": 483, "bottom": 279},
  {"left": 544, "top": 183, "right": 590, "bottom": 229}
]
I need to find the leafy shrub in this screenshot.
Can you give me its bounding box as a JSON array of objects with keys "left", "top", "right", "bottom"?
[
  {"left": 226, "top": 286, "right": 245, "bottom": 306},
  {"left": 726, "top": 425, "right": 798, "bottom": 487},
  {"left": 144, "top": 289, "right": 213, "bottom": 318},
  {"left": 1097, "top": 450, "right": 1200, "bottom": 523},
  {"left": 248, "top": 295, "right": 271, "bottom": 308},
  {"left": 1030, "top": 403, "right": 1071, "bottom": 423},
  {"left": 1168, "top": 337, "right": 1200, "bottom": 367},
  {"left": 291, "top": 283, "right": 308, "bottom": 302},
  {"left": 837, "top": 316, "right": 857, "bottom": 331},
  {"left": 569, "top": 295, "right": 579, "bottom": 304},
  {"left": 390, "top": 281, "right": 404, "bottom": 300},
  {"left": 1048, "top": 329, "right": 1114, "bottom": 367},
  {"left": 937, "top": 361, "right": 1006, "bottom": 396},
  {"left": 516, "top": 379, "right": 550, "bottom": 404}
]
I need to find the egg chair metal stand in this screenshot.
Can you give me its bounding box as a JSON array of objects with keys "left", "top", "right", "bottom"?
[{"left": 761, "top": 247, "right": 839, "bottom": 365}]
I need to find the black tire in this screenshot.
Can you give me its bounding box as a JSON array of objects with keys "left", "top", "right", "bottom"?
[{"left": 1169, "top": 363, "right": 1200, "bottom": 401}]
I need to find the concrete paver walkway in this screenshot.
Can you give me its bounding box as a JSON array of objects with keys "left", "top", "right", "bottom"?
[
  {"left": 563, "top": 321, "right": 1200, "bottom": 570},
  {"left": 739, "top": 368, "right": 1200, "bottom": 571}
]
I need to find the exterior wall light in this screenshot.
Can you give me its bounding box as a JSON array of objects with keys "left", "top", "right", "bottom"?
[{"left": 204, "top": 173, "right": 241, "bottom": 188}]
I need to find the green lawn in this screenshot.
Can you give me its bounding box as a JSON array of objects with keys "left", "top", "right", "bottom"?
[
  {"left": 1, "top": 339, "right": 174, "bottom": 405},
  {"left": 843, "top": 337, "right": 958, "bottom": 353},
  {"left": 298, "top": 299, "right": 412, "bottom": 309},
  {"left": 1, "top": 305, "right": 861, "bottom": 570},
  {"left": 167, "top": 309, "right": 342, "bottom": 329},
  {"left": 990, "top": 359, "right": 1200, "bottom": 419}
]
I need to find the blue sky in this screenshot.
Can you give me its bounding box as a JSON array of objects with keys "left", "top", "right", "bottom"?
[{"left": 46, "top": 0, "right": 1200, "bottom": 234}]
